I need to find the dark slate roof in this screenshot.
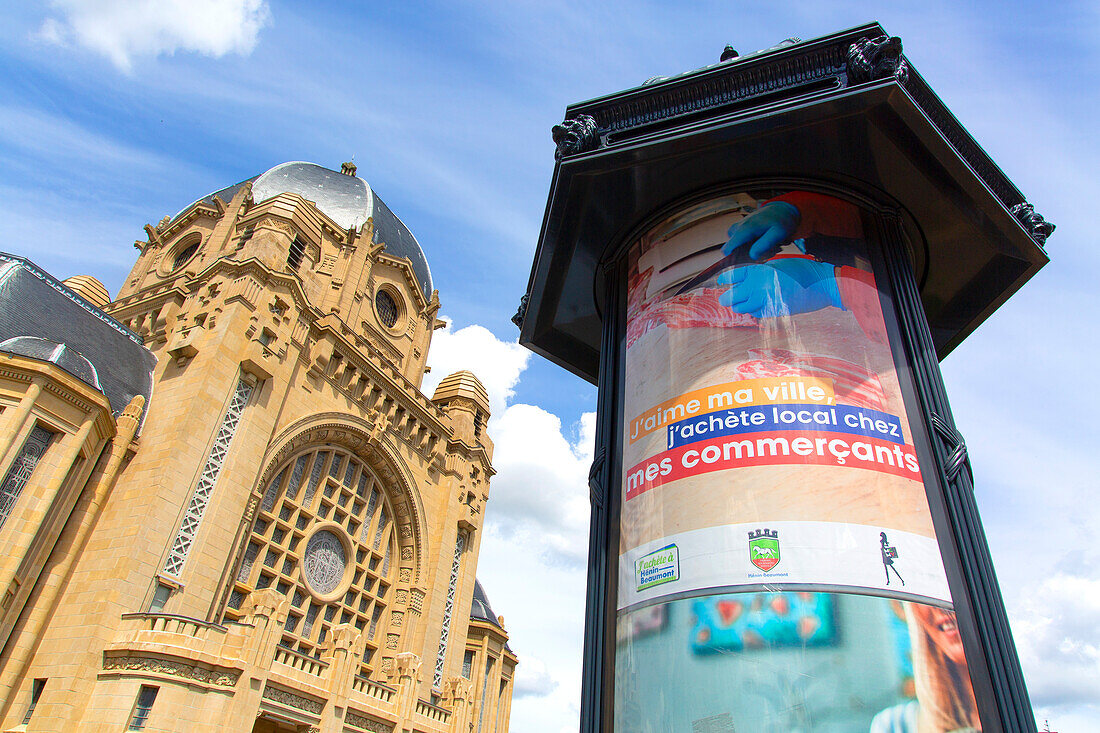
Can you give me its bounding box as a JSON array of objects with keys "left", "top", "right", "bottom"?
[
  {"left": 0, "top": 253, "right": 156, "bottom": 429},
  {"left": 470, "top": 579, "right": 503, "bottom": 629},
  {"left": 171, "top": 176, "right": 257, "bottom": 223},
  {"left": 0, "top": 337, "right": 101, "bottom": 391},
  {"left": 170, "top": 162, "right": 433, "bottom": 301},
  {"left": 371, "top": 193, "right": 433, "bottom": 300}
]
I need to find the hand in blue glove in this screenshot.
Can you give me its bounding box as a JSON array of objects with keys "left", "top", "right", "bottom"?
[
  {"left": 717, "top": 257, "right": 842, "bottom": 317},
  {"left": 723, "top": 201, "right": 802, "bottom": 261}
]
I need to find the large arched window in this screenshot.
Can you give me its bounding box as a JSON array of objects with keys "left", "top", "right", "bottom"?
[{"left": 224, "top": 446, "right": 397, "bottom": 676}]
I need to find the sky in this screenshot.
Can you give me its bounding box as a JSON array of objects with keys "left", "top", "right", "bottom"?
[{"left": 1, "top": 1, "right": 1097, "bottom": 731}]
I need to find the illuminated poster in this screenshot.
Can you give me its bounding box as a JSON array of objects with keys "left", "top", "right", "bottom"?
[{"left": 615, "top": 191, "right": 982, "bottom": 732}]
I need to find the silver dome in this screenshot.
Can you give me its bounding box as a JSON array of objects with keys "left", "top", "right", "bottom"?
[
  {"left": 172, "top": 162, "right": 434, "bottom": 300},
  {"left": 252, "top": 161, "right": 373, "bottom": 231}
]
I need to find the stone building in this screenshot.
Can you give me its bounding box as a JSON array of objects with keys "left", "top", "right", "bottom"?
[{"left": 0, "top": 161, "right": 517, "bottom": 732}]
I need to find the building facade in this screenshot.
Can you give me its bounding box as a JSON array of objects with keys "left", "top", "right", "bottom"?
[{"left": 0, "top": 162, "right": 516, "bottom": 732}]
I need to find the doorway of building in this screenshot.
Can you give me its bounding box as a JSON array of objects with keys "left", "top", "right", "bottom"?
[{"left": 251, "top": 716, "right": 306, "bottom": 733}]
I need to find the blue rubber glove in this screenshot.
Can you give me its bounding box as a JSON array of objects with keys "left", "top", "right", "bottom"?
[
  {"left": 717, "top": 258, "right": 842, "bottom": 317},
  {"left": 723, "top": 201, "right": 802, "bottom": 261}
]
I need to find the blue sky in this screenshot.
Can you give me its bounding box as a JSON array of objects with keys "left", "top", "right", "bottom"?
[{"left": 2, "top": 2, "right": 1098, "bottom": 731}]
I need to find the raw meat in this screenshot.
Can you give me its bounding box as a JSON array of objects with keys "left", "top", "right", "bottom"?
[
  {"left": 737, "top": 348, "right": 887, "bottom": 411},
  {"left": 626, "top": 286, "right": 758, "bottom": 347}
]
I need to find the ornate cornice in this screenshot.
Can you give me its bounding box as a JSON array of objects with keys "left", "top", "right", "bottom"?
[
  {"left": 345, "top": 710, "right": 395, "bottom": 733},
  {"left": 551, "top": 26, "right": 1040, "bottom": 228},
  {"left": 261, "top": 684, "right": 324, "bottom": 714},
  {"left": 375, "top": 252, "right": 429, "bottom": 311},
  {"left": 102, "top": 654, "right": 240, "bottom": 688},
  {"left": 307, "top": 320, "right": 449, "bottom": 437},
  {"left": 0, "top": 357, "right": 112, "bottom": 417}
]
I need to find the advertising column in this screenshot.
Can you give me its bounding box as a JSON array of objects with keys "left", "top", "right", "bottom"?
[{"left": 615, "top": 190, "right": 983, "bottom": 732}]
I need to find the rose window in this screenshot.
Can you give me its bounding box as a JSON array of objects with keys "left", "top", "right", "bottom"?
[
  {"left": 303, "top": 530, "right": 346, "bottom": 594},
  {"left": 225, "top": 446, "right": 398, "bottom": 674}
]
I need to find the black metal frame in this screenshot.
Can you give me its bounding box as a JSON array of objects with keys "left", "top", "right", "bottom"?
[
  {"left": 875, "top": 212, "right": 1036, "bottom": 733},
  {"left": 579, "top": 181, "right": 1037, "bottom": 732}
]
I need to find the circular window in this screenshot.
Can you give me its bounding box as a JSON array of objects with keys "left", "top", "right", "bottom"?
[
  {"left": 375, "top": 289, "right": 400, "bottom": 329},
  {"left": 303, "top": 530, "right": 347, "bottom": 595},
  {"left": 172, "top": 242, "right": 199, "bottom": 270}
]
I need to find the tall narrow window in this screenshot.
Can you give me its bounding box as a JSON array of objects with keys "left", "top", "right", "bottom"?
[
  {"left": 462, "top": 650, "right": 474, "bottom": 679},
  {"left": 148, "top": 582, "right": 173, "bottom": 613},
  {"left": 127, "top": 685, "right": 158, "bottom": 730},
  {"left": 433, "top": 530, "right": 466, "bottom": 690},
  {"left": 496, "top": 678, "right": 507, "bottom": 733},
  {"left": 477, "top": 657, "right": 495, "bottom": 733},
  {"left": 287, "top": 236, "right": 306, "bottom": 270},
  {"left": 21, "top": 678, "right": 46, "bottom": 724},
  {"left": 162, "top": 377, "right": 253, "bottom": 578},
  {"left": 0, "top": 425, "right": 53, "bottom": 531}
]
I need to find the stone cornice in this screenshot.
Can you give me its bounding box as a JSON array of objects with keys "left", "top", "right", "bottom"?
[
  {"left": 261, "top": 683, "right": 325, "bottom": 715},
  {"left": 375, "top": 252, "right": 428, "bottom": 312},
  {"left": 308, "top": 318, "right": 448, "bottom": 436},
  {"left": 0, "top": 356, "right": 115, "bottom": 432},
  {"left": 442, "top": 438, "right": 495, "bottom": 478},
  {"left": 106, "top": 279, "right": 190, "bottom": 318},
  {"left": 238, "top": 191, "right": 352, "bottom": 245},
  {"left": 157, "top": 205, "right": 221, "bottom": 241},
  {"left": 101, "top": 652, "right": 241, "bottom": 689}
]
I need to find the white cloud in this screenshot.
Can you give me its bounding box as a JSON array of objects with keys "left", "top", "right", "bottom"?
[
  {"left": 421, "top": 319, "right": 589, "bottom": 730},
  {"left": 511, "top": 655, "right": 559, "bottom": 699},
  {"left": 1011, "top": 573, "right": 1100, "bottom": 711},
  {"left": 485, "top": 406, "right": 594, "bottom": 567},
  {"left": 423, "top": 319, "right": 530, "bottom": 417},
  {"left": 424, "top": 317, "right": 592, "bottom": 565},
  {"left": 36, "top": 0, "right": 271, "bottom": 72}
]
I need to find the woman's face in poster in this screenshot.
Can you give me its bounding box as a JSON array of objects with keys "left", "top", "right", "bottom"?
[{"left": 912, "top": 604, "right": 967, "bottom": 666}]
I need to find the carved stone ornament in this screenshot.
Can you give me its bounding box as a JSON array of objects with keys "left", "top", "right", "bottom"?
[
  {"left": 1010, "top": 202, "right": 1056, "bottom": 246},
  {"left": 551, "top": 114, "right": 599, "bottom": 160},
  {"left": 847, "top": 35, "right": 909, "bottom": 85},
  {"left": 102, "top": 655, "right": 240, "bottom": 687},
  {"left": 261, "top": 685, "right": 324, "bottom": 714},
  {"left": 345, "top": 710, "right": 394, "bottom": 733}
]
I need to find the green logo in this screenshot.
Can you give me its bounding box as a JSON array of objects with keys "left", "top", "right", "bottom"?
[
  {"left": 636, "top": 544, "right": 679, "bottom": 590},
  {"left": 749, "top": 529, "right": 780, "bottom": 572}
]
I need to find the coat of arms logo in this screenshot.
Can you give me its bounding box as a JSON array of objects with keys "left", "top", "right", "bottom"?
[{"left": 748, "top": 528, "right": 780, "bottom": 572}]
